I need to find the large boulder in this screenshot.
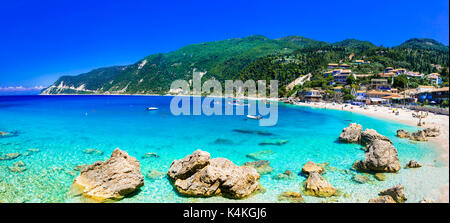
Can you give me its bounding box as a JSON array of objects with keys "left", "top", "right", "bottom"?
[
  {"left": 410, "top": 130, "right": 428, "bottom": 141},
  {"left": 72, "top": 148, "right": 144, "bottom": 202},
  {"left": 168, "top": 151, "right": 262, "bottom": 199},
  {"left": 338, "top": 123, "right": 363, "bottom": 143},
  {"left": 369, "top": 195, "right": 396, "bottom": 203},
  {"left": 396, "top": 129, "right": 410, "bottom": 138},
  {"left": 303, "top": 172, "right": 336, "bottom": 197},
  {"left": 353, "top": 140, "right": 400, "bottom": 173},
  {"left": 361, "top": 129, "right": 392, "bottom": 146},
  {"left": 167, "top": 149, "right": 210, "bottom": 180},
  {"left": 423, "top": 127, "right": 440, "bottom": 137},
  {"left": 301, "top": 161, "right": 325, "bottom": 176},
  {"left": 379, "top": 185, "right": 407, "bottom": 203}
]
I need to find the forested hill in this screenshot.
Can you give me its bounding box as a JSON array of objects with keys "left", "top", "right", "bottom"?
[{"left": 41, "top": 35, "right": 449, "bottom": 95}]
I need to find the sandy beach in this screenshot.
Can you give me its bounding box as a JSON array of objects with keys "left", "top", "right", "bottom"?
[{"left": 295, "top": 101, "right": 449, "bottom": 202}]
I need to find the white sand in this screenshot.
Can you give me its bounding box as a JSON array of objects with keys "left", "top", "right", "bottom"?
[{"left": 295, "top": 101, "right": 449, "bottom": 202}]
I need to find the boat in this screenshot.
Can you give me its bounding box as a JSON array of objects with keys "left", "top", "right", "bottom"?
[
  {"left": 246, "top": 115, "right": 262, "bottom": 120},
  {"left": 146, "top": 107, "right": 159, "bottom": 111}
]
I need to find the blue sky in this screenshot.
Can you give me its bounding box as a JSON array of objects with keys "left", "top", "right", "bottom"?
[{"left": 0, "top": 0, "right": 448, "bottom": 89}]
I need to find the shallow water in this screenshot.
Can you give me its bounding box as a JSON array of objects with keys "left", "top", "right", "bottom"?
[{"left": 0, "top": 95, "right": 447, "bottom": 203}]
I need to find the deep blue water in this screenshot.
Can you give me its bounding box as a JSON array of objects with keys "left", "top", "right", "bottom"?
[{"left": 0, "top": 95, "right": 447, "bottom": 203}]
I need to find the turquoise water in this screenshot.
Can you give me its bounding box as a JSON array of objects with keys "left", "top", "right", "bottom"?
[{"left": 0, "top": 95, "right": 448, "bottom": 203}]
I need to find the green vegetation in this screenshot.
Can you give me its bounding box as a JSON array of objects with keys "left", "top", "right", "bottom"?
[{"left": 42, "top": 35, "right": 449, "bottom": 96}]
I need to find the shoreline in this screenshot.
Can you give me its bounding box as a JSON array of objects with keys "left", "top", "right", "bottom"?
[{"left": 294, "top": 101, "right": 449, "bottom": 203}]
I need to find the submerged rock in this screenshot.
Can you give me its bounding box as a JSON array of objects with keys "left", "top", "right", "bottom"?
[
  {"left": 352, "top": 139, "right": 400, "bottom": 173},
  {"left": 379, "top": 185, "right": 407, "bottom": 203},
  {"left": 273, "top": 170, "right": 295, "bottom": 180},
  {"left": 0, "top": 153, "right": 21, "bottom": 161},
  {"left": 352, "top": 174, "right": 370, "bottom": 184},
  {"left": 82, "top": 148, "right": 104, "bottom": 156},
  {"left": 168, "top": 150, "right": 262, "bottom": 199},
  {"left": 396, "top": 129, "right": 410, "bottom": 138},
  {"left": 146, "top": 170, "right": 165, "bottom": 180},
  {"left": 213, "top": 138, "right": 234, "bottom": 145},
  {"left": 369, "top": 195, "right": 396, "bottom": 203},
  {"left": 72, "top": 148, "right": 144, "bottom": 202},
  {"left": 374, "top": 173, "right": 387, "bottom": 181},
  {"left": 232, "top": 129, "right": 273, "bottom": 136},
  {"left": 246, "top": 150, "right": 274, "bottom": 160},
  {"left": 338, "top": 123, "right": 363, "bottom": 143},
  {"left": 301, "top": 161, "right": 325, "bottom": 176},
  {"left": 258, "top": 139, "right": 288, "bottom": 146},
  {"left": 243, "top": 160, "right": 273, "bottom": 175},
  {"left": 303, "top": 172, "right": 336, "bottom": 197},
  {"left": 406, "top": 160, "right": 422, "bottom": 168},
  {"left": 74, "top": 164, "right": 89, "bottom": 172},
  {"left": 27, "top": 148, "right": 40, "bottom": 153},
  {"left": 142, "top": 152, "right": 159, "bottom": 159},
  {"left": 0, "top": 131, "right": 17, "bottom": 138},
  {"left": 361, "top": 129, "right": 392, "bottom": 146},
  {"left": 410, "top": 130, "right": 427, "bottom": 141},
  {"left": 8, "top": 161, "right": 27, "bottom": 173},
  {"left": 278, "top": 191, "right": 304, "bottom": 203}
]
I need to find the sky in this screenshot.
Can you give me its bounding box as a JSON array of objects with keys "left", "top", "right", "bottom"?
[{"left": 0, "top": 0, "right": 448, "bottom": 91}]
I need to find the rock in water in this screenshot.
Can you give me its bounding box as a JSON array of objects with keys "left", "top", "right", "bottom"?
[
  {"left": 410, "top": 130, "right": 427, "bottom": 141},
  {"left": 369, "top": 195, "right": 396, "bottom": 203},
  {"left": 82, "top": 148, "right": 104, "bottom": 156},
  {"left": 273, "top": 170, "right": 295, "bottom": 180},
  {"left": 72, "top": 148, "right": 144, "bottom": 202},
  {"left": 146, "top": 170, "right": 165, "bottom": 180},
  {"left": 374, "top": 173, "right": 386, "bottom": 181},
  {"left": 396, "top": 129, "right": 410, "bottom": 138},
  {"left": 258, "top": 139, "right": 288, "bottom": 146},
  {"left": 361, "top": 129, "right": 392, "bottom": 146},
  {"left": 352, "top": 175, "right": 370, "bottom": 184},
  {"left": 246, "top": 150, "right": 274, "bottom": 160},
  {"left": 168, "top": 150, "right": 262, "bottom": 199},
  {"left": 353, "top": 140, "right": 400, "bottom": 173},
  {"left": 423, "top": 127, "right": 440, "bottom": 137},
  {"left": 142, "top": 152, "right": 159, "bottom": 159},
  {"left": 338, "top": 123, "right": 363, "bottom": 143},
  {"left": 167, "top": 149, "right": 210, "bottom": 180},
  {"left": 406, "top": 160, "right": 422, "bottom": 168},
  {"left": 303, "top": 172, "right": 336, "bottom": 197},
  {"left": 379, "top": 185, "right": 407, "bottom": 203},
  {"left": 243, "top": 160, "right": 273, "bottom": 175},
  {"left": 0, "top": 153, "right": 21, "bottom": 161},
  {"left": 301, "top": 161, "right": 325, "bottom": 175},
  {"left": 278, "top": 191, "right": 305, "bottom": 203}
]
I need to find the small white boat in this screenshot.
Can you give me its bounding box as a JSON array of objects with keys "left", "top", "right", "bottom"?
[
  {"left": 146, "top": 107, "right": 159, "bottom": 111},
  {"left": 247, "top": 115, "right": 262, "bottom": 120}
]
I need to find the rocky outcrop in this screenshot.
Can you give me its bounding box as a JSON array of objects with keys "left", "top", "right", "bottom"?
[
  {"left": 72, "top": 148, "right": 144, "bottom": 202},
  {"left": 423, "top": 127, "right": 440, "bottom": 137},
  {"left": 167, "top": 149, "right": 211, "bottom": 180},
  {"left": 338, "top": 123, "right": 362, "bottom": 143},
  {"left": 301, "top": 161, "right": 325, "bottom": 175},
  {"left": 278, "top": 191, "right": 304, "bottom": 203},
  {"left": 369, "top": 195, "right": 396, "bottom": 203},
  {"left": 410, "top": 130, "right": 428, "bottom": 141},
  {"left": 396, "top": 129, "right": 410, "bottom": 138},
  {"left": 353, "top": 139, "right": 400, "bottom": 173},
  {"left": 361, "top": 129, "right": 392, "bottom": 146},
  {"left": 243, "top": 160, "right": 273, "bottom": 175},
  {"left": 168, "top": 150, "right": 262, "bottom": 199},
  {"left": 406, "top": 160, "right": 422, "bottom": 168},
  {"left": 379, "top": 185, "right": 407, "bottom": 203},
  {"left": 303, "top": 172, "right": 336, "bottom": 197}
]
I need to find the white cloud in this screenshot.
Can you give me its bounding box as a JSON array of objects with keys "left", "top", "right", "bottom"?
[{"left": 0, "top": 86, "right": 45, "bottom": 91}]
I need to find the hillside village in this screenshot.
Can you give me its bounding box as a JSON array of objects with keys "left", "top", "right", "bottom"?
[{"left": 290, "top": 58, "right": 449, "bottom": 109}]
